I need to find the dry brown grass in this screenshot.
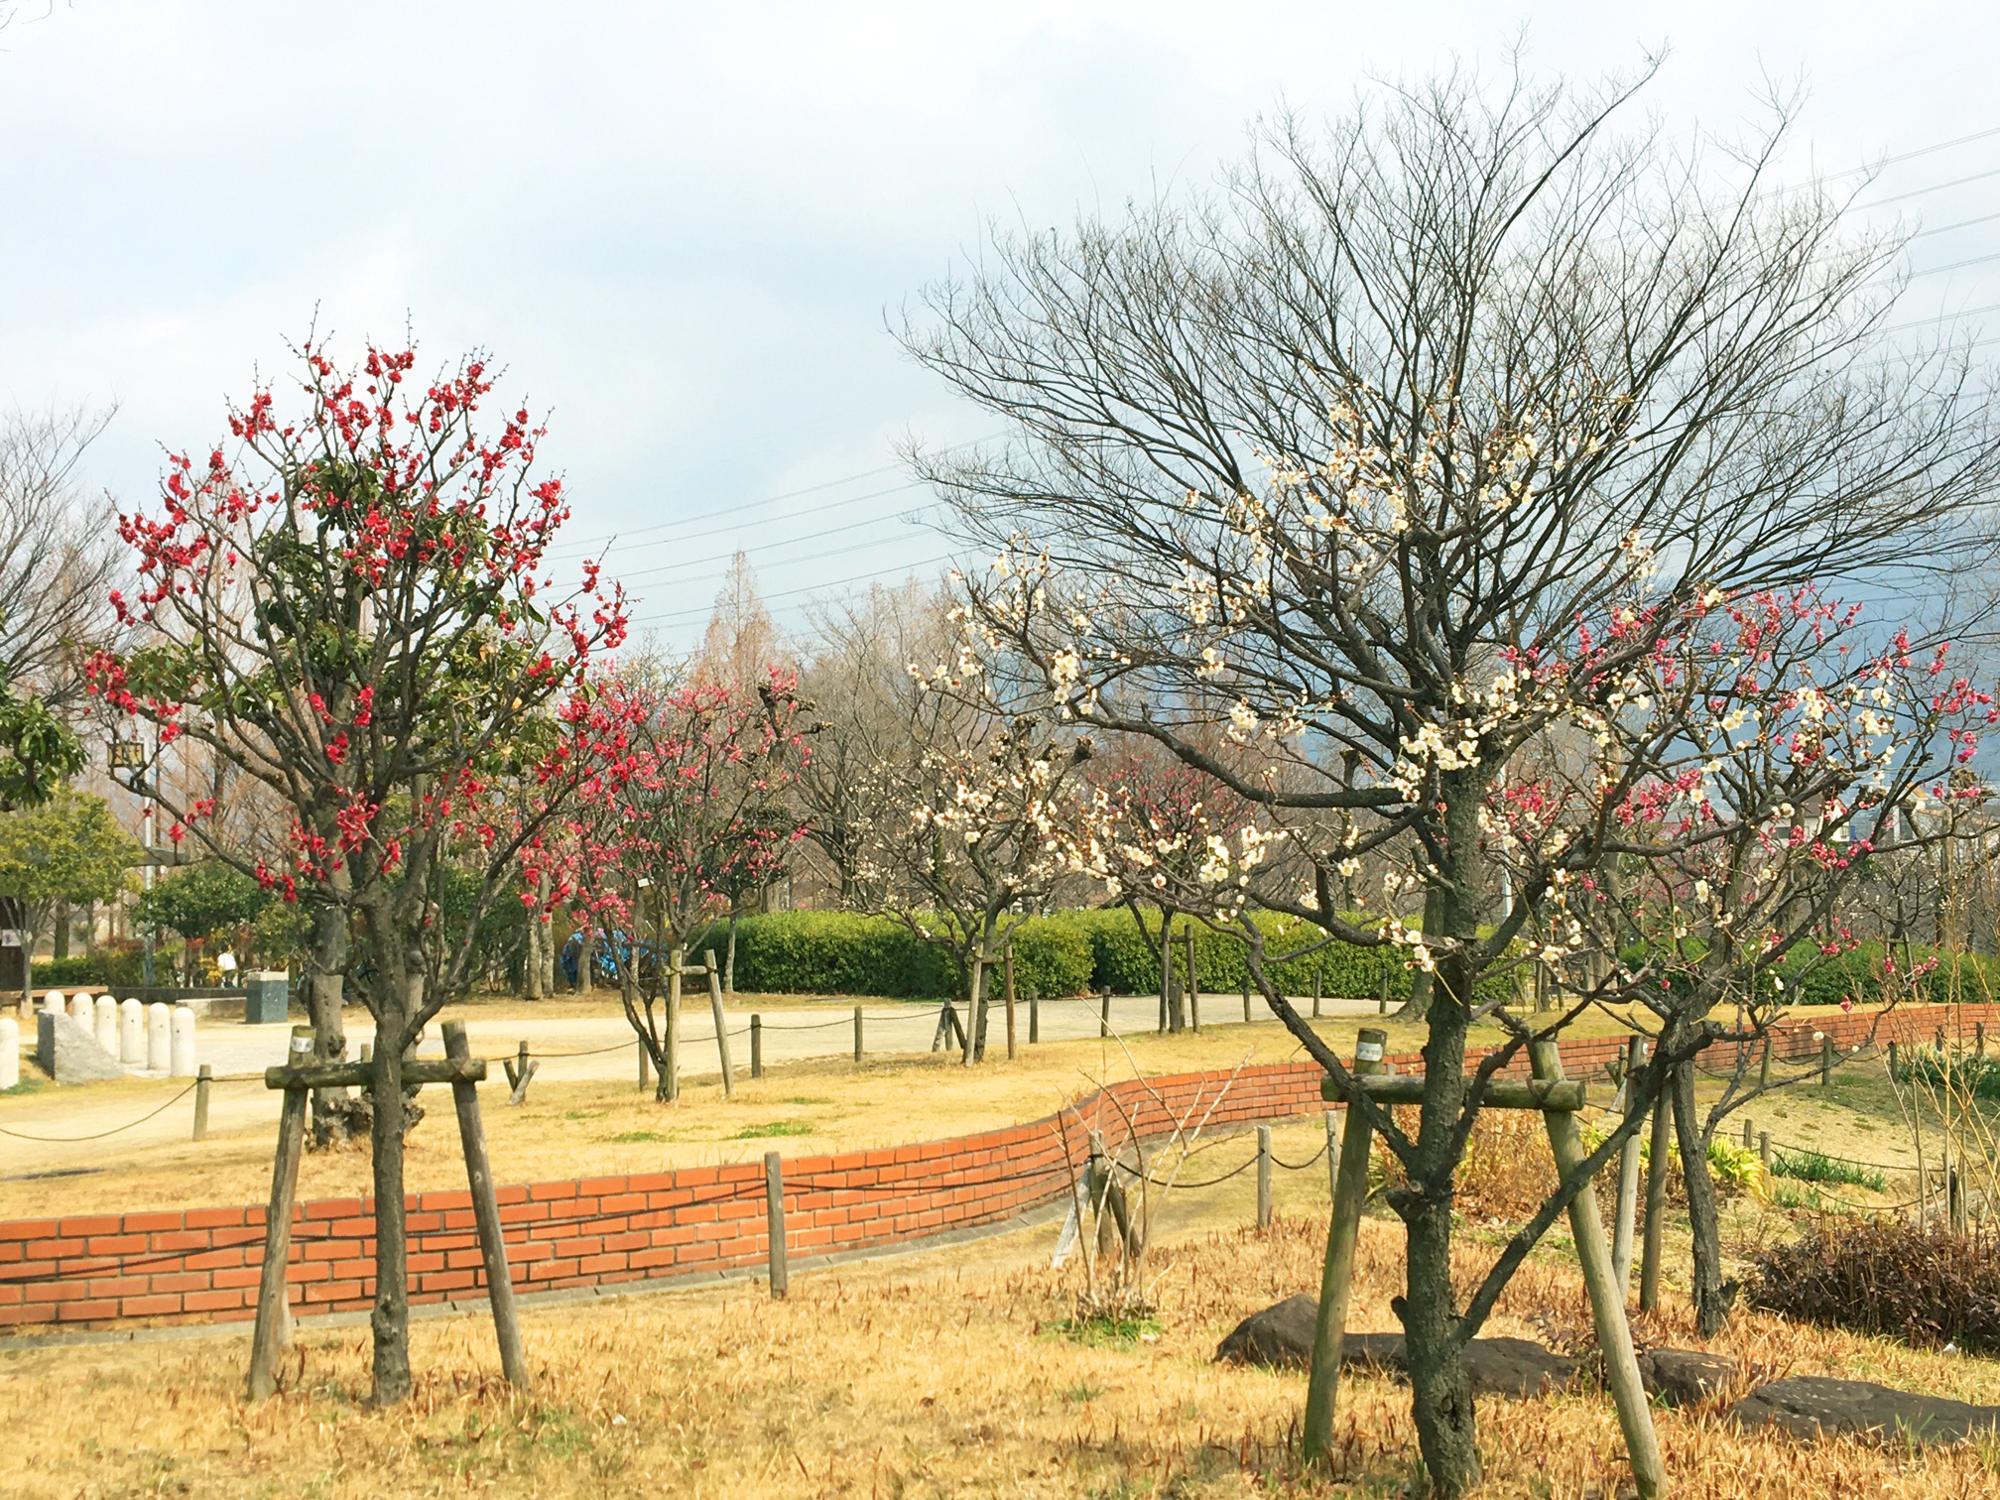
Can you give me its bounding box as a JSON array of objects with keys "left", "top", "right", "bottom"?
[
  {"left": 0, "top": 1008, "right": 1635, "bottom": 1220},
  {"left": 5, "top": 1116, "right": 2000, "bottom": 1497}
]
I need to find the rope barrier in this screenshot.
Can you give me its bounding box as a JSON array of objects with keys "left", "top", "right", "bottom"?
[{"left": 0, "top": 1081, "right": 200, "bottom": 1143}]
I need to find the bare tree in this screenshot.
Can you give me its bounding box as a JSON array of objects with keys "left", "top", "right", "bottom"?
[
  {"left": 899, "top": 62, "right": 2000, "bottom": 1494},
  {"left": 0, "top": 405, "right": 124, "bottom": 707}
]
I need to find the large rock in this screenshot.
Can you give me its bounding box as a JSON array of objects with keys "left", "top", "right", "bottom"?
[
  {"left": 1728, "top": 1376, "right": 2000, "bottom": 1445},
  {"left": 1215, "top": 1293, "right": 1318, "bottom": 1368},
  {"left": 1215, "top": 1298, "right": 1576, "bottom": 1396},
  {"left": 1637, "top": 1348, "right": 1739, "bottom": 1408},
  {"left": 35, "top": 1010, "right": 125, "bottom": 1083}
]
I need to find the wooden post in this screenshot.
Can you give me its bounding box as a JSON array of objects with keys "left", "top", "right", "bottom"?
[
  {"left": 1184, "top": 928, "right": 1199, "bottom": 1033},
  {"left": 665, "top": 945, "right": 683, "bottom": 1102},
  {"left": 193, "top": 1063, "right": 211, "bottom": 1141},
  {"left": 1004, "top": 950, "right": 1018, "bottom": 1061},
  {"left": 1302, "top": 1027, "right": 1385, "bottom": 1463},
  {"left": 247, "top": 1027, "right": 312, "bottom": 1400},
  {"left": 1821, "top": 1034, "right": 1833, "bottom": 1088},
  {"left": 1028, "top": 990, "right": 1039, "bottom": 1045},
  {"left": 1759, "top": 1130, "right": 1772, "bottom": 1173},
  {"left": 853, "top": 1005, "right": 864, "bottom": 1065},
  {"left": 1611, "top": 1038, "right": 1644, "bottom": 1294},
  {"left": 1256, "top": 1125, "right": 1273, "bottom": 1228},
  {"left": 1529, "top": 1036, "right": 1665, "bottom": 1499},
  {"left": 442, "top": 1021, "right": 529, "bottom": 1388},
  {"left": 1312, "top": 970, "right": 1322, "bottom": 1019},
  {"left": 505, "top": 1041, "right": 536, "bottom": 1105},
  {"left": 1758, "top": 1036, "right": 1772, "bottom": 1090},
  {"left": 1742, "top": 1117, "right": 1754, "bottom": 1151},
  {"left": 637, "top": 1036, "right": 651, "bottom": 1092},
  {"left": 1639, "top": 1089, "right": 1670, "bottom": 1313},
  {"left": 1376, "top": 972, "right": 1389, "bottom": 1015},
  {"left": 1242, "top": 979, "right": 1253, "bottom": 1024},
  {"left": 764, "top": 1151, "right": 788, "bottom": 1299},
  {"left": 1324, "top": 1111, "right": 1340, "bottom": 1200},
  {"left": 1888, "top": 1039, "right": 1899, "bottom": 1080},
  {"left": 1099, "top": 988, "right": 1110, "bottom": 1039},
  {"left": 750, "top": 1014, "right": 763, "bottom": 1079},
  {"left": 1937, "top": 1025, "right": 1948, "bottom": 1052},
  {"left": 702, "top": 950, "right": 734, "bottom": 1099}
]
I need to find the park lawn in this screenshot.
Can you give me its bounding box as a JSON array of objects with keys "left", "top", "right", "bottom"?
[{"left": 2, "top": 1113, "right": 1998, "bottom": 1498}]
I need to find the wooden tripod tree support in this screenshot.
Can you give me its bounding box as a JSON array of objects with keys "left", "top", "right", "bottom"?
[
  {"left": 1301, "top": 1028, "right": 1664, "bottom": 1498},
  {"left": 246, "top": 1021, "right": 530, "bottom": 1401},
  {"left": 502, "top": 1040, "right": 538, "bottom": 1105}
]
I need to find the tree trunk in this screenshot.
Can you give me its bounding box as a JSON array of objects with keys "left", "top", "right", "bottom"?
[
  {"left": 1670, "top": 1056, "right": 1733, "bottom": 1336},
  {"left": 1392, "top": 887, "right": 1450, "bottom": 1021},
  {"left": 51, "top": 901, "right": 69, "bottom": 961},
  {"left": 523, "top": 918, "right": 543, "bottom": 1001},
  {"left": 366, "top": 1021, "right": 412, "bottom": 1404},
  {"left": 725, "top": 910, "right": 739, "bottom": 995},
  {"left": 578, "top": 929, "right": 595, "bottom": 995},
  {"left": 304, "top": 904, "right": 362, "bottom": 1149},
  {"left": 1402, "top": 1199, "right": 1481, "bottom": 1496},
  {"left": 1160, "top": 908, "right": 1180, "bottom": 1033}
]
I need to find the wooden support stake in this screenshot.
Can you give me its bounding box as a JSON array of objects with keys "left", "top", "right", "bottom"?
[
  {"left": 193, "top": 1063, "right": 211, "bottom": 1141},
  {"left": 1639, "top": 1090, "right": 1670, "bottom": 1313},
  {"left": 1004, "top": 950, "right": 1018, "bottom": 1061},
  {"left": 702, "top": 949, "right": 734, "bottom": 1098},
  {"left": 1099, "top": 988, "right": 1111, "bottom": 1039},
  {"left": 1611, "top": 1037, "right": 1644, "bottom": 1295},
  {"left": 1323, "top": 1111, "right": 1340, "bottom": 1200},
  {"left": 665, "top": 946, "right": 683, "bottom": 1102},
  {"left": 1312, "top": 971, "right": 1322, "bottom": 1019},
  {"left": 1376, "top": 972, "right": 1389, "bottom": 1015},
  {"left": 1302, "top": 1027, "right": 1385, "bottom": 1464},
  {"left": 1742, "top": 1117, "right": 1754, "bottom": 1151},
  {"left": 1821, "top": 1034, "right": 1833, "bottom": 1088},
  {"left": 1028, "top": 990, "right": 1039, "bottom": 1045},
  {"left": 506, "top": 1041, "right": 537, "bottom": 1105},
  {"left": 247, "top": 1027, "right": 312, "bottom": 1400},
  {"left": 764, "top": 1151, "right": 788, "bottom": 1299},
  {"left": 1256, "top": 1125, "right": 1273, "bottom": 1228},
  {"left": 853, "top": 1005, "right": 864, "bottom": 1066},
  {"left": 1759, "top": 1130, "right": 1772, "bottom": 1172},
  {"left": 1242, "top": 980, "right": 1252, "bottom": 1024},
  {"left": 1185, "top": 928, "right": 1199, "bottom": 1033},
  {"left": 1530, "top": 1036, "right": 1664, "bottom": 1499},
  {"left": 750, "top": 1014, "right": 763, "bottom": 1078},
  {"left": 637, "top": 1036, "right": 651, "bottom": 1092},
  {"left": 442, "top": 1021, "right": 529, "bottom": 1388}
]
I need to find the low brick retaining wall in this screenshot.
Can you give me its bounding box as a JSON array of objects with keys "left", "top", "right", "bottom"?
[{"left": 4, "top": 1001, "right": 1991, "bottom": 1335}]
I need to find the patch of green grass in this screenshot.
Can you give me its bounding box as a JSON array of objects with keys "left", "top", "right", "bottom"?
[
  {"left": 1046, "top": 1313, "right": 1163, "bottom": 1349},
  {"left": 730, "top": 1120, "right": 813, "bottom": 1139},
  {"left": 1774, "top": 1148, "right": 1886, "bottom": 1192},
  {"left": 783, "top": 1096, "right": 834, "bottom": 1106},
  {"left": 561, "top": 1108, "right": 607, "bottom": 1121},
  {"left": 603, "top": 1129, "right": 673, "bottom": 1144},
  {"left": 0, "top": 1075, "right": 47, "bottom": 1098},
  {"left": 1771, "top": 1181, "right": 1831, "bottom": 1212},
  {"left": 1061, "top": 1381, "right": 1106, "bottom": 1404}
]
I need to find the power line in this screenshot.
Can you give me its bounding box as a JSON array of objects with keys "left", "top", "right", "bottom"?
[
  {"left": 627, "top": 552, "right": 961, "bottom": 631},
  {"left": 1858, "top": 165, "right": 2000, "bottom": 211},
  {"left": 1768, "top": 124, "right": 2000, "bottom": 199},
  {"left": 616, "top": 503, "right": 937, "bottom": 585}
]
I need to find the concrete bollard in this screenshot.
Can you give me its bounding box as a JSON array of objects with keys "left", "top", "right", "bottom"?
[
  {"left": 146, "top": 1001, "right": 171, "bottom": 1072},
  {"left": 95, "top": 994, "right": 119, "bottom": 1055},
  {"left": 0, "top": 1015, "right": 17, "bottom": 1090},
  {"left": 42, "top": 990, "right": 65, "bottom": 1017},
  {"left": 68, "top": 992, "right": 94, "bottom": 1031},
  {"left": 170, "top": 1006, "right": 197, "bottom": 1077},
  {"left": 120, "top": 997, "right": 145, "bottom": 1065}
]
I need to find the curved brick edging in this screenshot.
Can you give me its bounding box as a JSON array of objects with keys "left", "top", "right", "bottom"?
[{"left": 2, "top": 1001, "right": 1990, "bottom": 1335}]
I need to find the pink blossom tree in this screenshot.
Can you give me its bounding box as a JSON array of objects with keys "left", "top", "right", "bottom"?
[{"left": 87, "top": 333, "right": 627, "bottom": 1402}]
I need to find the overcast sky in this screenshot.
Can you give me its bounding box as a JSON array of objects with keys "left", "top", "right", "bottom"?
[{"left": 6, "top": 2, "right": 2000, "bottom": 653}]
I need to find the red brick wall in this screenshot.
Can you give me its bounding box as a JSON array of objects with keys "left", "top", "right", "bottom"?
[{"left": 4, "top": 1001, "right": 1992, "bottom": 1335}]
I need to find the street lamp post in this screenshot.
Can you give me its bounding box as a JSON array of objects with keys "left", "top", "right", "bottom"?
[{"left": 108, "top": 735, "right": 155, "bottom": 987}]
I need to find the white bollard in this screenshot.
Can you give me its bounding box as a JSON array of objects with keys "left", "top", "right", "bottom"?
[
  {"left": 146, "top": 1001, "right": 171, "bottom": 1072},
  {"left": 0, "top": 1016, "right": 17, "bottom": 1091},
  {"left": 68, "top": 992, "right": 94, "bottom": 1031},
  {"left": 120, "top": 997, "right": 145, "bottom": 1065},
  {"left": 42, "top": 990, "right": 64, "bottom": 1017},
  {"left": 170, "top": 1006, "right": 197, "bottom": 1077},
  {"left": 95, "top": 994, "right": 119, "bottom": 1055}
]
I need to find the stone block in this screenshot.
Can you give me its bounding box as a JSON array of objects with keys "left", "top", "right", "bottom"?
[
  {"left": 35, "top": 1010, "right": 125, "bottom": 1083},
  {"left": 244, "top": 971, "right": 290, "bottom": 1025}
]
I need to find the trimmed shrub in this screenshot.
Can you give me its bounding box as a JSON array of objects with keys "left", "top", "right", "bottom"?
[
  {"left": 31, "top": 945, "right": 150, "bottom": 988},
  {"left": 1749, "top": 1218, "right": 2000, "bottom": 1355},
  {"left": 1630, "top": 938, "right": 2000, "bottom": 1009},
  {"left": 693, "top": 910, "right": 1092, "bottom": 1000}
]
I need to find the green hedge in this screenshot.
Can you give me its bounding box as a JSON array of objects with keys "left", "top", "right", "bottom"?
[
  {"left": 687, "top": 911, "right": 1094, "bottom": 1000},
  {"left": 31, "top": 949, "right": 151, "bottom": 988},
  {"left": 1624, "top": 939, "right": 2000, "bottom": 1008},
  {"left": 701, "top": 907, "right": 1503, "bottom": 1004}
]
